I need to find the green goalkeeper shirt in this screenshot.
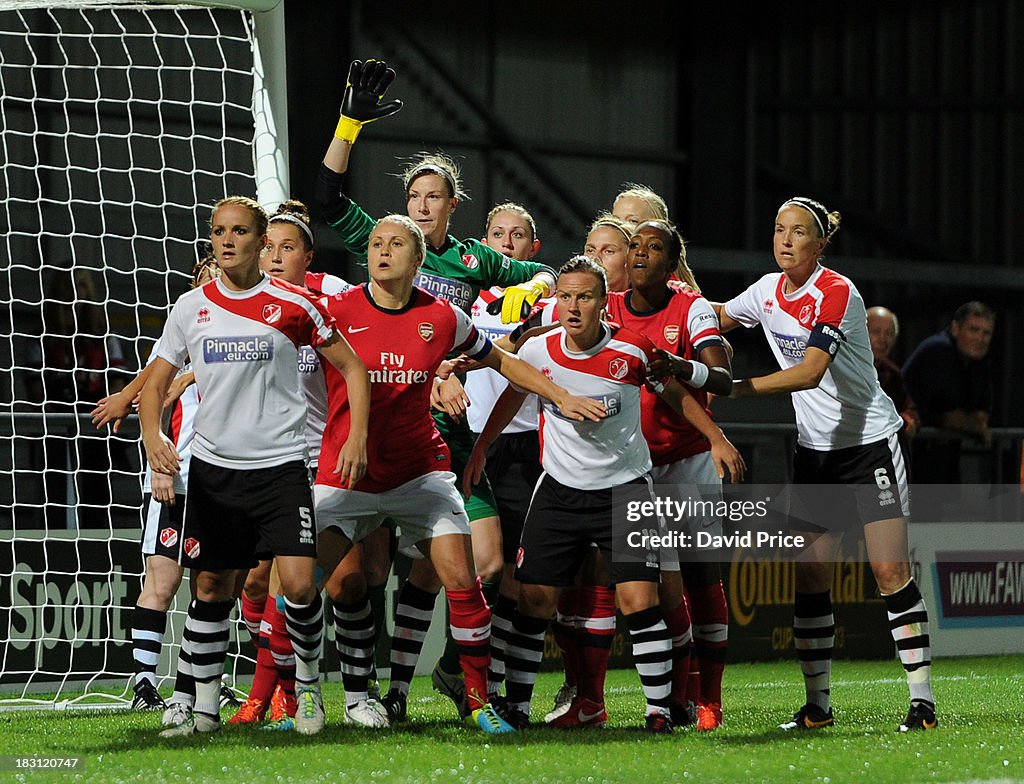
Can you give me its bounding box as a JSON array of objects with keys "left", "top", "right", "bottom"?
[{"left": 327, "top": 198, "right": 553, "bottom": 314}]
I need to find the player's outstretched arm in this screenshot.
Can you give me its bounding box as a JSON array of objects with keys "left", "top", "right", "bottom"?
[
  {"left": 730, "top": 345, "right": 832, "bottom": 398},
  {"left": 483, "top": 345, "right": 605, "bottom": 422},
  {"left": 324, "top": 59, "right": 402, "bottom": 174},
  {"left": 431, "top": 375, "right": 471, "bottom": 420},
  {"left": 509, "top": 321, "right": 560, "bottom": 352},
  {"left": 164, "top": 369, "right": 196, "bottom": 409},
  {"left": 648, "top": 343, "right": 733, "bottom": 397},
  {"left": 138, "top": 358, "right": 182, "bottom": 476},
  {"left": 91, "top": 361, "right": 156, "bottom": 431},
  {"left": 710, "top": 302, "right": 742, "bottom": 333},
  {"left": 491, "top": 319, "right": 556, "bottom": 354},
  {"left": 320, "top": 333, "right": 371, "bottom": 488},
  {"left": 658, "top": 379, "right": 746, "bottom": 482},
  {"left": 463, "top": 384, "right": 529, "bottom": 498}
]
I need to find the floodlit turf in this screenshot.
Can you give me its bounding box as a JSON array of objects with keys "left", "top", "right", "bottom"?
[{"left": 1, "top": 656, "right": 1021, "bottom": 783}]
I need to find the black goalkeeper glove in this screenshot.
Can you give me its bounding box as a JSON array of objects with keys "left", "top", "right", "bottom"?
[{"left": 334, "top": 59, "right": 403, "bottom": 144}]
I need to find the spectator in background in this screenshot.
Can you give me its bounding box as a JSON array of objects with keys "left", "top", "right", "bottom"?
[
  {"left": 867, "top": 307, "right": 919, "bottom": 438},
  {"left": 902, "top": 301, "right": 995, "bottom": 482}
]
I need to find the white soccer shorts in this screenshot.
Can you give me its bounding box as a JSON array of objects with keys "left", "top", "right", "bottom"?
[
  {"left": 651, "top": 451, "right": 723, "bottom": 569},
  {"left": 314, "top": 471, "right": 471, "bottom": 550}
]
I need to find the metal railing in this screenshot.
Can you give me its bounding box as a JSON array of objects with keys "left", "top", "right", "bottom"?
[{"left": 718, "top": 422, "right": 1024, "bottom": 486}]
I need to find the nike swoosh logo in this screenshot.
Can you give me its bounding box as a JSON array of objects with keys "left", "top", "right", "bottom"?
[
  {"left": 578, "top": 708, "right": 604, "bottom": 722},
  {"left": 347, "top": 326, "right": 370, "bottom": 334},
  {"left": 803, "top": 715, "right": 833, "bottom": 729}
]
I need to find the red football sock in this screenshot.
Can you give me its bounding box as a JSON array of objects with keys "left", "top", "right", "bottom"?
[
  {"left": 264, "top": 595, "right": 296, "bottom": 697},
  {"left": 662, "top": 595, "right": 693, "bottom": 707},
  {"left": 683, "top": 590, "right": 701, "bottom": 704},
  {"left": 554, "top": 587, "right": 580, "bottom": 689},
  {"left": 576, "top": 585, "right": 616, "bottom": 705},
  {"left": 248, "top": 644, "right": 278, "bottom": 704},
  {"left": 241, "top": 593, "right": 264, "bottom": 648},
  {"left": 690, "top": 581, "right": 728, "bottom": 705},
  {"left": 447, "top": 579, "right": 492, "bottom": 712}
]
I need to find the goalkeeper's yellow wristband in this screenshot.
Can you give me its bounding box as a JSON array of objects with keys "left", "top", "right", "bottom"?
[{"left": 334, "top": 115, "right": 364, "bottom": 143}]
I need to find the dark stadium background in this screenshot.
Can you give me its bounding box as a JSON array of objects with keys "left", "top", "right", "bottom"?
[{"left": 282, "top": 0, "right": 1023, "bottom": 438}]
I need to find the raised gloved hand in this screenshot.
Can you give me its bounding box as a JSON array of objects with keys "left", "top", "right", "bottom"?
[
  {"left": 334, "top": 59, "right": 403, "bottom": 144},
  {"left": 489, "top": 279, "right": 548, "bottom": 323}
]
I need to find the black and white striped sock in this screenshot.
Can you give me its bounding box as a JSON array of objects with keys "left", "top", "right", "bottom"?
[
  {"left": 131, "top": 606, "right": 166, "bottom": 687},
  {"left": 171, "top": 638, "right": 196, "bottom": 706},
  {"left": 332, "top": 597, "right": 375, "bottom": 705},
  {"left": 503, "top": 611, "right": 547, "bottom": 715},
  {"left": 284, "top": 593, "right": 324, "bottom": 686},
  {"left": 624, "top": 606, "right": 672, "bottom": 716},
  {"left": 388, "top": 582, "right": 438, "bottom": 696},
  {"left": 183, "top": 598, "right": 233, "bottom": 718},
  {"left": 883, "top": 579, "right": 934, "bottom": 708},
  {"left": 487, "top": 593, "right": 517, "bottom": 696},
  {"left": 794, "top": 590, "right": 834, "bottom": 713}
]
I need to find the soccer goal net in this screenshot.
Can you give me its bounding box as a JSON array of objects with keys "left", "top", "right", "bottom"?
[{"left": 0, "top": 0, "right": 287, "bottom": 709}]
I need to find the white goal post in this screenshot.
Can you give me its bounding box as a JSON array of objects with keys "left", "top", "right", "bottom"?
[{"left": 0, "top": 0, "right": 288, "bottom": 709}]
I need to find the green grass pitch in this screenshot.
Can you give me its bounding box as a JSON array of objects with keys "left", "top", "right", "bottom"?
[{"left": 1, "top": 656, "right": 1021, "bottom": 783}]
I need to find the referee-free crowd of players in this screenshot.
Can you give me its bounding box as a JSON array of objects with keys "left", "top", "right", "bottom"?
[{"left": 95, "top": 59, "right": 937, "bottom": 739}]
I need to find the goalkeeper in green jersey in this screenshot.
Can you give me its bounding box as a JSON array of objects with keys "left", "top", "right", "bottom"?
[{"left": 313, "top": 58, "right": 557, "bottom": 718}]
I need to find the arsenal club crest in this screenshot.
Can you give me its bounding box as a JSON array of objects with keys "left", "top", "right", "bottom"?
[
  {"left": 262, "top": 303, "right": 282, "bottom": 324},
  {"left": 417, "top": 322, "right": 434, "bottom": 341},
  {"left": 608, "top": 357, "right": 628, "bottom": 380},
  {"left": 663, "top": 325, "right": 680, "bottom": 343},
  {"left": 461, "top": 254, "right": 479, "bottom": 270}
]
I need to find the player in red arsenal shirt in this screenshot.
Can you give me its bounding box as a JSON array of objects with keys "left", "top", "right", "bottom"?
[
  {"left": 605, "top": 220, "right": 741, "bottom": 731},
  {"left": 313, "top": 215, "right": 604, "bottom": 733},
  {"left": 465, "top": 256, "right": 739, "bottom": 733}
]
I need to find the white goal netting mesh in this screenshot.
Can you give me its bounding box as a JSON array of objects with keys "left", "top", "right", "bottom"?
[{"left": 0, "top": 2, "right": 265, "bottom": 707}]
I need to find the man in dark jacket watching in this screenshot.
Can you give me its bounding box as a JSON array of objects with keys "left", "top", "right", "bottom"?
[{"left": 903, "top": 301, "right": 995, "bottom": 482}]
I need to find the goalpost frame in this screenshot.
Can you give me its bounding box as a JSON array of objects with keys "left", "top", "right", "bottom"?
[
  {"left": 0, "top": 0, "right": 291, "bottom": 709},
  {"left": 250, "top": 0, "right": 289, "bottom": 210},
  {"left": 0, "top": 0, "right": 290, "bottom": 204}
]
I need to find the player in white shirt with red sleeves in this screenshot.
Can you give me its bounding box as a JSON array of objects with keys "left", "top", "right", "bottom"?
[
  {"left": 230, "top": 199, "right": 353, "bottom": 729},
  {"left": 312, "top": 214, "right": 604, "bottom": 733},
  {"left": 140, "top": 196, "right": 371, "bottom": 738},
  {"left": 601, "top": 220, "right": 744, "bottom": 732},
  {"left": 717, "top": 196, "right": 935, "bottom": 733},
  {"left": 467, "top": 256, "right": 712, "bottom": 734}
]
